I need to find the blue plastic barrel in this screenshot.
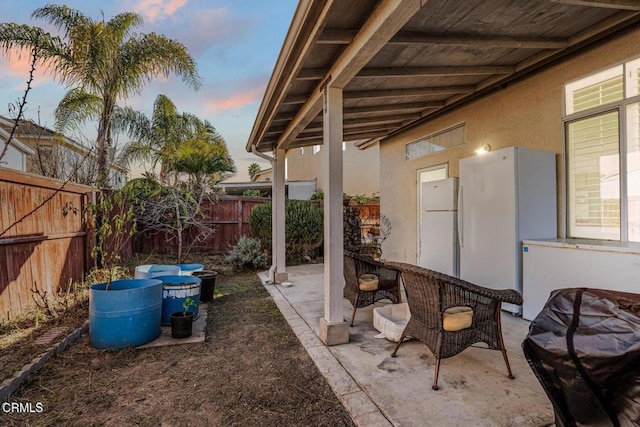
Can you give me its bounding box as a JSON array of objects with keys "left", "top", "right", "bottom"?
[
  {"left": 134, "top": 264, "right": 180, "bottom": 279},
  {"left": 156, "top": 275, "right": 201, "bottom": 325},
  {"left": 89, "top": 279, "right": 163, "bottom": 349},
  {"left": 177, "top": 263, "right": 204, "bottom": 275}
]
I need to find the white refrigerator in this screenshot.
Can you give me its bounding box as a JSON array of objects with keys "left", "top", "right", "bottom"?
[
  {"left": 419, "top": 177, "right": 458, "bottom": 277},
  {"left": 458, "top": 147, "right": 556, "bottom": 315}
]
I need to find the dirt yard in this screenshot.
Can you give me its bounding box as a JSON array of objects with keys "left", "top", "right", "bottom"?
[{"left": 0, "top": 263, "right": 354, "bottom": 426}]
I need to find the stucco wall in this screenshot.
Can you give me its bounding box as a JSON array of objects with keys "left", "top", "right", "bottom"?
[
  {"left": 380, "top": 27, "right": 640, "bottom": 263},
  {"left": 287, "top": 141, "right": 380, "bottom": 197}
]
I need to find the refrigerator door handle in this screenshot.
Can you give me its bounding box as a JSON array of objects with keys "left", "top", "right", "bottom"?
[{"left": 457, "top": 184, "right": 464, "bottom": 248}]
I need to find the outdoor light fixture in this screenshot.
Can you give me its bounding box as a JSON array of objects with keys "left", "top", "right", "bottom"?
[{"left": 475, "top": 144, "right": 491, "bottom": 155}]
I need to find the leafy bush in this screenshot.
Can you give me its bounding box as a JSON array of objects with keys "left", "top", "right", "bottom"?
[
  {"left": 242, "top": 188, "right": 262, "bottom": 197},
  {"left": 225, "top": 236, "right": 269, "bottom": 269},
  {"left": 249, "top": 200, "right": 323, "bottom": 263}
]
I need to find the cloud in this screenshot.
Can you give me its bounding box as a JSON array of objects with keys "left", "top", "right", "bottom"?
[
  {"left": 0, "top": 48, "right": 55, "bottom": 86},
  {"left": 204, "top": 83, "right": 266, "bottom": 112},
  {"left": 134, "top": 0, "right": 188, "bottom": 23}
]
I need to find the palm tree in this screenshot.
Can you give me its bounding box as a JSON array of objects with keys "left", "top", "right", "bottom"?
[
  {"left": 248, "top": 162, "right": 262, "bottom": 181},
  {"left": 171, "top": 115, "right": 236, "bottom": 190},
  {"left": 0, "top": 5, "right": 201, "bottom": 187},
  {"left": 118, "top": 95, "right": 235, "bottom": 190},
  {"left": 117, "top": 94, "right": 184, "bottom": 183}
]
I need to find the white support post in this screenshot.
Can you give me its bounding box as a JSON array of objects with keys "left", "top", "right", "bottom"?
[
  {"left": 270, "top": 148, "right": 288, "bottom": 283},
  {"left": 319, "top": 85, "right": 349, "bottom": 345}
]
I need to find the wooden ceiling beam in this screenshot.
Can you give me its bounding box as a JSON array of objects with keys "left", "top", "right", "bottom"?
[
  {"left": 389, "top": 32, "right": 568, "bottom": 49},
  {"left": 272, "top": 112, "right": 297, "bottom": 122},
  {"left": 356, "top": 65, "right": 514, "bottom": 78},
  {"left": 274, "top": 114, "right": 417, "bottom": 137},
  {"left": 276, "top": 0, "right": 424, "bottom": 149},
  {"left": 344, "top": 112, "right": 421, "bottom": 125},
  {"left": 345, "top": 85, "right": 475, "bottom": 100},
  {"left": 295, "top": 130, "right": 392, "bottom": 146},
  {"left": 282, "top": 94, "right": 309, "bottom": 105},
  {"left": 550, "top": 0, "right": 640, "bottom": 10},
  {"left": 344, "top": 101, "right": 444, "bottom": 114},
  {"left": 296, "top": 68, "right": 329, "bottom": 81},
  {"left": 316, "top": 29, "right": 358, "bottom": 44},
  {"left": 301, "top": 123, "right": 399, "bottom": 135}
]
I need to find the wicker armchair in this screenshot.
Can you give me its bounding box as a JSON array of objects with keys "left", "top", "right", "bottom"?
[
  {"left": 386, "top": 261, "right": 523, "bottom": 390},
  {"left": 343, "top": 251, "right": 402, "bottom": 326}
]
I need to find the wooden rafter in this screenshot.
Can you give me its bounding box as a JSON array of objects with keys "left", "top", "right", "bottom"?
[
  {"left": 276, "top": 0, "right": 424, "bottom": 149},
  {"left": 355, "top": 66, "right": 514, "bottom": 78},
  {"left": 389, "top": 32, "right": 568, "bottom": 49},
  {"left": 266, "top": 113, "right": 419, "bottom": 137},
  {"left": 296, "top": 68, "right": 328, "bottom": 80},
  {"left": 345, "top": 101, "right": 444, "bottom": 114},
  {"left": 344, "top": 86, "right": 475, "bottom": 100},
  {"left": 316, "top": 29, "right": 358, "bottom": 44},
  {"left": 550, "top": 0, "right": 640, "bottom": 10}
]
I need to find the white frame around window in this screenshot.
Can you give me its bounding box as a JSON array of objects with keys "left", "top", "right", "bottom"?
[
  {"left": 564, "top": 65, "right": 623, "bottom": 115},
  {"left": 405, "top": 123, "right": 466, "bottom": 161},
  {"left": 564, "top": 54, "right": 640, "bottom": 242}
]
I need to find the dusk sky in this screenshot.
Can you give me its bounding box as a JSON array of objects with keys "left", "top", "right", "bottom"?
[{"left": 0, "top": 0, "right": 298, "bottom": 181}]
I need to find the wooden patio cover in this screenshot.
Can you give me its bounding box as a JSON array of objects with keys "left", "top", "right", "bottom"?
[{"left": 247, "top": 0, "right": 640, "bottom": 153}]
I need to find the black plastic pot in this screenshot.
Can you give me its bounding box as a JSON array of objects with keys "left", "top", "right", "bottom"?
[
  {"left": 170, "top": 311, "right": 194, "bottom": 339},
  {"left": 192, "top": 270, "right": 217, "bottom": 302}
]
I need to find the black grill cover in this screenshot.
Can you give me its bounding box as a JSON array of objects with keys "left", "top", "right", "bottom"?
[{"left": 522, "top": 288, "right": 640, "bottom": 427}]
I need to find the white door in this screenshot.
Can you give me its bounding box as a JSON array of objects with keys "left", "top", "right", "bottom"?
[{"left": 459, "top": 148, "right": 517, "bottom": 293}]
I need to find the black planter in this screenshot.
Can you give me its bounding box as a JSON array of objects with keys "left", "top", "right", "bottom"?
[
  {"left": 192, "top": 270, "right": 217, "bottom": 302},
  {"left": 170, "top": 311, "right": 194, "bottom": 339}
]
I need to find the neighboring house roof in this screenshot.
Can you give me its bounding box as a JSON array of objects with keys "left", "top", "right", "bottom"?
[
  {"left": 0, "top": 126, "right": 35, "bottom": 156},
  {"left": 247, "top": 0, "right": 640, "bottom": 154},
  {"left": 0, "top": 115, "right": 128, "bottom": 174},
  {"left": 252, "top": 167, "right": 273, "bottom": 182}
]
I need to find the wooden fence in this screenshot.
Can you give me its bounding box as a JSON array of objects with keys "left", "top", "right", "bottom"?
[
  {"left": 0, "top": 174, "right": 380, "bottom": 321},
  {"left": 132, "top": 195, "right": 268, "bottom": 256},
  {"left": 0, "top": 168, "right": 94, "bottom": 322}
]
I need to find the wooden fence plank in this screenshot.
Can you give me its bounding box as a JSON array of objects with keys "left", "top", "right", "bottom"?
[{"left": 0, "top": 169, "right": 90, "bottom": 322}]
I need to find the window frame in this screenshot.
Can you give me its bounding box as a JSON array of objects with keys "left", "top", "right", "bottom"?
[
  {"left": 405, "top": 122, "right": 466, "bottom": 161},
  {"left": 563, "top": 55, "right": 640, "bottom": 242}
]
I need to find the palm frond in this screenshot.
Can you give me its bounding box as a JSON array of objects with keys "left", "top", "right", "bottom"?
[
  {"left": 54, "top": 88, "right": 102, "bottom": 133},
  {"left": 121, "top": 33, "right": 202, "bottom": 94},
  {"left": 105, "top": 12, "right": 143, "bottom": 42},
  {"left": 31, "top": 4, "right": 89, "bottom": 37}
]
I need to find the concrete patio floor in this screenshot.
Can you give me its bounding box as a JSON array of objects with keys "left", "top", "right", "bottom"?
[{"left": 259, "top": 264, "right": 555, "bottom": 427}]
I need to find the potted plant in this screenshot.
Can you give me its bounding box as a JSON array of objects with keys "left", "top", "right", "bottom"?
[{"left": 170, "top": 297, "right": 197, "bottom": 339}]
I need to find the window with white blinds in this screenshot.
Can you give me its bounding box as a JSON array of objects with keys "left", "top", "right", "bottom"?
[
  {"left": 405, "top": 123, "right": 465, "bottom": 160},
  {"left": 565, "top": 57, "right": 640, "bottom": 242},
  {"left": 565, "top": 66, "right": 623, "bottom": 115},
  {"left": 567, "top": 112, "right": 620, "bottom": 240}
]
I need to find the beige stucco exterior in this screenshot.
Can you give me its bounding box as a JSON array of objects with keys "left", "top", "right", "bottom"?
[
  {"left": 286, "top": 141, "right": 380, "bottom": 197},
  {"left": 380, "top": 27, "right": 640, "bottom": 263}
]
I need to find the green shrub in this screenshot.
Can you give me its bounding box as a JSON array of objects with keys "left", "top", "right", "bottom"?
[
  {"left": 249, "top": 200, "right": 323, "bottom": 263},
  {"left": 225, "top": 236, "right": 269, "bottom": 269},
  {"left": 242, "top": 188, "right": 262, "bottom": 197},
  {"left": 248, "top": 202, "right": 272, "bottom": 243}
]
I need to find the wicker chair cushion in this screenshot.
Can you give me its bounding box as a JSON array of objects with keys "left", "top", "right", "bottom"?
[
  {"left": 358, "top": 274, "right": 379, "bottom": 291},
  {"left": 443, "top": 306, "right": 473, "bottom": 331}
]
